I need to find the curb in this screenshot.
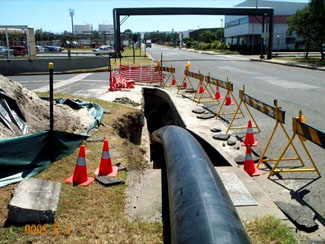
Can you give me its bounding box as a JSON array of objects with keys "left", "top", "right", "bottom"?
[{"left": 250, "top": 58, "right": 325, "bottom": 72}]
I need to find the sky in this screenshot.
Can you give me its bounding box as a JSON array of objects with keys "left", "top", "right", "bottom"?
[{"left": 0, "top": 0, "right": 309, "bottom": 33}]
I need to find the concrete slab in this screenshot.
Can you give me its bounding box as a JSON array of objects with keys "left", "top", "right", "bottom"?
[
  {"left": 215, "top": 167, "right": 288, "bottom": 222},
  {"left": 125, "top": 169, "right": 162, "bottom": 222},
  {"left": 95, "top": 176, "right": 125, "bottom": 186},
  {"left": 219, "top": 172, "right": 257, "bottom": 207},
  {"left": 8, "top": 178, "right": 61, "bottom": 225}
]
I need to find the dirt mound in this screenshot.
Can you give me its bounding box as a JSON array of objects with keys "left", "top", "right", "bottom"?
[
  {"left": 113, "top": 97, "right": 141, "bottom": 107},
  {"left": 0, "top": 75, "right": 94, "bottom": 139}
]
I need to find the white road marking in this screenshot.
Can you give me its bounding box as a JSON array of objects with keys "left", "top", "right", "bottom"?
[
  {"left": 254, "top": 76, "right": 319, "bottom": 89},
  {"left": 32, "top": 73, "right": 93, "bottom": 92},
  {"left": 216, "top": 66, "right": 257, "bottom": 75},
  {"left": 17, "top": 80, "right": 63, "bottom": 83},
  {"left": 216, "top": 55, "right": 247, "bottom": 60},
  {"left": 82, "top": 79, "right": 108, "bottom": 82}
]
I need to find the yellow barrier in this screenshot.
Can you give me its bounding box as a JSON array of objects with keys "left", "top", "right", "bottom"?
[
  {"left": 190, "top": 73, "right": 220, "bottom": 105},
  {"left": 267, "top": 110, "right": 321, "bottom": 178},
  {"left": 214, "top": 77, "right": 244, "bottom": 119},
  {"left": 177, "top": 64, "right": 196, "bottom": 94},
  {"left": 254, "top": 100, "right": 304, "bottom": 174},
  {"left": 226, "top": 85, "right": 261, "bottom": 134},
  {"left": 155, "top": 65, "right": 177, "bottom": 88}
]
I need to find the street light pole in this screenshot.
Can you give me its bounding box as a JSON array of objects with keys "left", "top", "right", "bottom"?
[
  {"left": 69, "top": 9, "right": 74, "bottom": 35},
  {"left": 277, "top": 35, "right": 280, "bottom": 56}
]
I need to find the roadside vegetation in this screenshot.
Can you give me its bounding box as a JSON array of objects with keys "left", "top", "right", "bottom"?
[
  {"left": 274, "top": 56, "right": 325, "bottom": 66},
  {"left": 184, "top": 30, "right": 239, "bottom": 55},
  {"left": 0, "top": 93, "right": 163, "bottom": 244},
  {"left": 244, "top": 216, "right": 299, "bottom": 244},
  {"left": 287, "top": 0, "right": 325, "bottom": 60},
  {"left": 111, "top": 46, "right": 153, "bottom": 69}
]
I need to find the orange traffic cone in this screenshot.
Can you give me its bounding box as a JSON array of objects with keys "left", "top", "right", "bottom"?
[
  {"left": 183, "top": 80, "right": 188, "bottom": 88},
  {"left": 241, "top": 120, "right": 258, "bottom": 147},
  {"left": 172, "top": 78, "right": 176, "bottom": 86},
  {"left": 198, "top": 81, "right": 204, "bottom": 93},
  {"left": 224, "top": 92, "right": 234, "bottom": 106},
  {"left": 95, "top": 140, "right": 118, "bottom": 177},
  {"left": 65, "top": 145, "right": 94, "bottom": 186},
  {"left": 215, "top": 86, "right": 223, "bottom": 100},
  {"left": 243, "top": 145, "right": 260, "bottom": 176}
]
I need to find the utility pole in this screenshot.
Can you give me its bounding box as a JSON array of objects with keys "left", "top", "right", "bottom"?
[{"left": 69, "top": 9, "right": 74, "bottom": 35}]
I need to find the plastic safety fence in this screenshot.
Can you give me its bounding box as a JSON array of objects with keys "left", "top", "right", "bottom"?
[
  {"left": 0, "top": 98, "right": 103, "bottom": 188},
  {"left": 119, "top": 64, "right": 165, "bottom": 83}
]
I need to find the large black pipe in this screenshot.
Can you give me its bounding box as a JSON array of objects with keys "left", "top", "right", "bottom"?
[{"left": 152, "top": 125, "right": 251, "bottom": 244}]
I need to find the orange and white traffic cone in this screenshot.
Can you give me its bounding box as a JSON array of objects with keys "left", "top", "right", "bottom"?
[
  {"left": 198, "top": 81, "right": 204, "bottom": 93},
  {"left": 241, "top": 120, "right": 258, "bottom": 147},
  {"left": 95, "top": 140, "right": 118, "bottom": 177},
  {"left": 224, "top": 92, "right": 234, "bottom": 106},
  {"left": 243, "top": 145, "right": 260, "bottom": 177},
  {"left": 65, "top": 145, "right": 94, "bottom": 187},
  {"left": 215, "top": 86, "right": 223, "bottom": 100},
  {"left": 172, "top": 77, "right": 177, "bottom": 86},
  {"left": 183, "top": 80, "right": 188, "bottom": 88}
]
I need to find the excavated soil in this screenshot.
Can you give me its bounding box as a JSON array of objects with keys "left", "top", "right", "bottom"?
[
  {"left": 0, "top": 75, "right": 94, "bottom": 139},
  {"left": 113, "top": 97, "right": 141, "bottom": 107}
]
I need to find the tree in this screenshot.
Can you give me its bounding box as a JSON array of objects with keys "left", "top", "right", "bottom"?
[
  {"left": 287, "top": 6, "right": 313, "bottom": 58},
  {"left": 309, "top": 0, "right": 325, "bottom": 60},
  {"left": 199, "top": 30, "right": 217, "bottom": 43},
  {"left": 123, "top": 29, "right": 132, "bottom": 35},
  {"left": 216, "top": 29, "right": 224, "bottom": 41},
  {"left": 288, "top": 0, "right": 325, "bottom": 60}
]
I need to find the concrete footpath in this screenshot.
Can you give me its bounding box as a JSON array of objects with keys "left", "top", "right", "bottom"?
[{"left": 99, "top": 84, "right": 325, "bottom": 243}]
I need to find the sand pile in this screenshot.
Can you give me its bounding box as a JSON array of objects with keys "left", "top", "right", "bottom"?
[{"left": 0, "top": 75, "right": 94, "bottom": 139}]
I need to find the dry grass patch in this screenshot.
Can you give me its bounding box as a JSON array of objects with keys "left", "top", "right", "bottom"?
[
  {"left": 0, "top": 94, "right": 162, "bottom": 244},
  {"left": 244, "top": 215, "right": 298, "bottom": 244}
]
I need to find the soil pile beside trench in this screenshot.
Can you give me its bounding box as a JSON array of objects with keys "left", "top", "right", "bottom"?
[{"left": 0, "top": 74, "right": 94, "bottom": 139}]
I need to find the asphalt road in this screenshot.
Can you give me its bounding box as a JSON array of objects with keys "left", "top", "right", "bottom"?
[{"left": 6, "top": 44, "right": 325, "bottom": 220}]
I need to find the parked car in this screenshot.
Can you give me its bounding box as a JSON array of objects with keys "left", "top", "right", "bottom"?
[
  {"left": 9, "top": 46, "right": 28, "bottom": 56},
  {"left": 92, "top": 45, "right": 114, "bottom": 56},
  {"left": 35, "top": 45, "right": 45, "bottom": 52},
  {"left": 0, "top": 46, "right": 13, "bottom": 56},
  {"left": 45, "top": 46, "right": 63, "bottom": 52}
]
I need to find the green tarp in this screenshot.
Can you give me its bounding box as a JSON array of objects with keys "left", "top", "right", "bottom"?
[{"left": 0, "top": 98, "right": 103, "bottom": 188}]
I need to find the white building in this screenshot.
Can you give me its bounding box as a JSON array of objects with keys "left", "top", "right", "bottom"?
[
  {"left": 73, "top": 24, "right": 93, "bottom": 34},
  {"left": 224, "top": 0, "right": 307, "bottom": 51},
  {"left": 98, "top": 24, "right": 114, "bottom": 34}
]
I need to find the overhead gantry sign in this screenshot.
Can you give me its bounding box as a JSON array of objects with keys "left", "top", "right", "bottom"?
[{"left": 113, "top": 7, "right": 274, "bottom": 59}]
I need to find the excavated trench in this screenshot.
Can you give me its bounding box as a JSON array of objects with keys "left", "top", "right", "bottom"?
[
  {"left": 142, "top": 88, "right": 236, "bottom": 243},
  {"left": 142, "top": 87, "right": 231, "bottom": 168},
  {"left": 118, "top": 88, "right": 238, "bottom": 243}
]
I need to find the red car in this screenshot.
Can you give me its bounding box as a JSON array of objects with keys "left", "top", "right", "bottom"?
[{"left": 10, "top": 46, "right": 28, "bottom": 56}]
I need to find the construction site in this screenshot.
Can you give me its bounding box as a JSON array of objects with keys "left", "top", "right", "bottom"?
[{"left": 1, "top": 4, "right": 325, "bottom": 244}]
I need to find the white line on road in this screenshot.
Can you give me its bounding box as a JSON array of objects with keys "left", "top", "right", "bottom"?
[
  {"left": 17, "top": 80, "right": 64, "bottom": 83},
  {"left": 253, "top": 76, "right": 319, "bottom": 89},
  {"left": 82, "top": 79, "right": 108, "bottom": 82},
  {"left": 216, "top": 66, "right": 257, "bottom": 75},
  {"left": 32, "top": 73, "right": 93, "bottom": 92}
]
